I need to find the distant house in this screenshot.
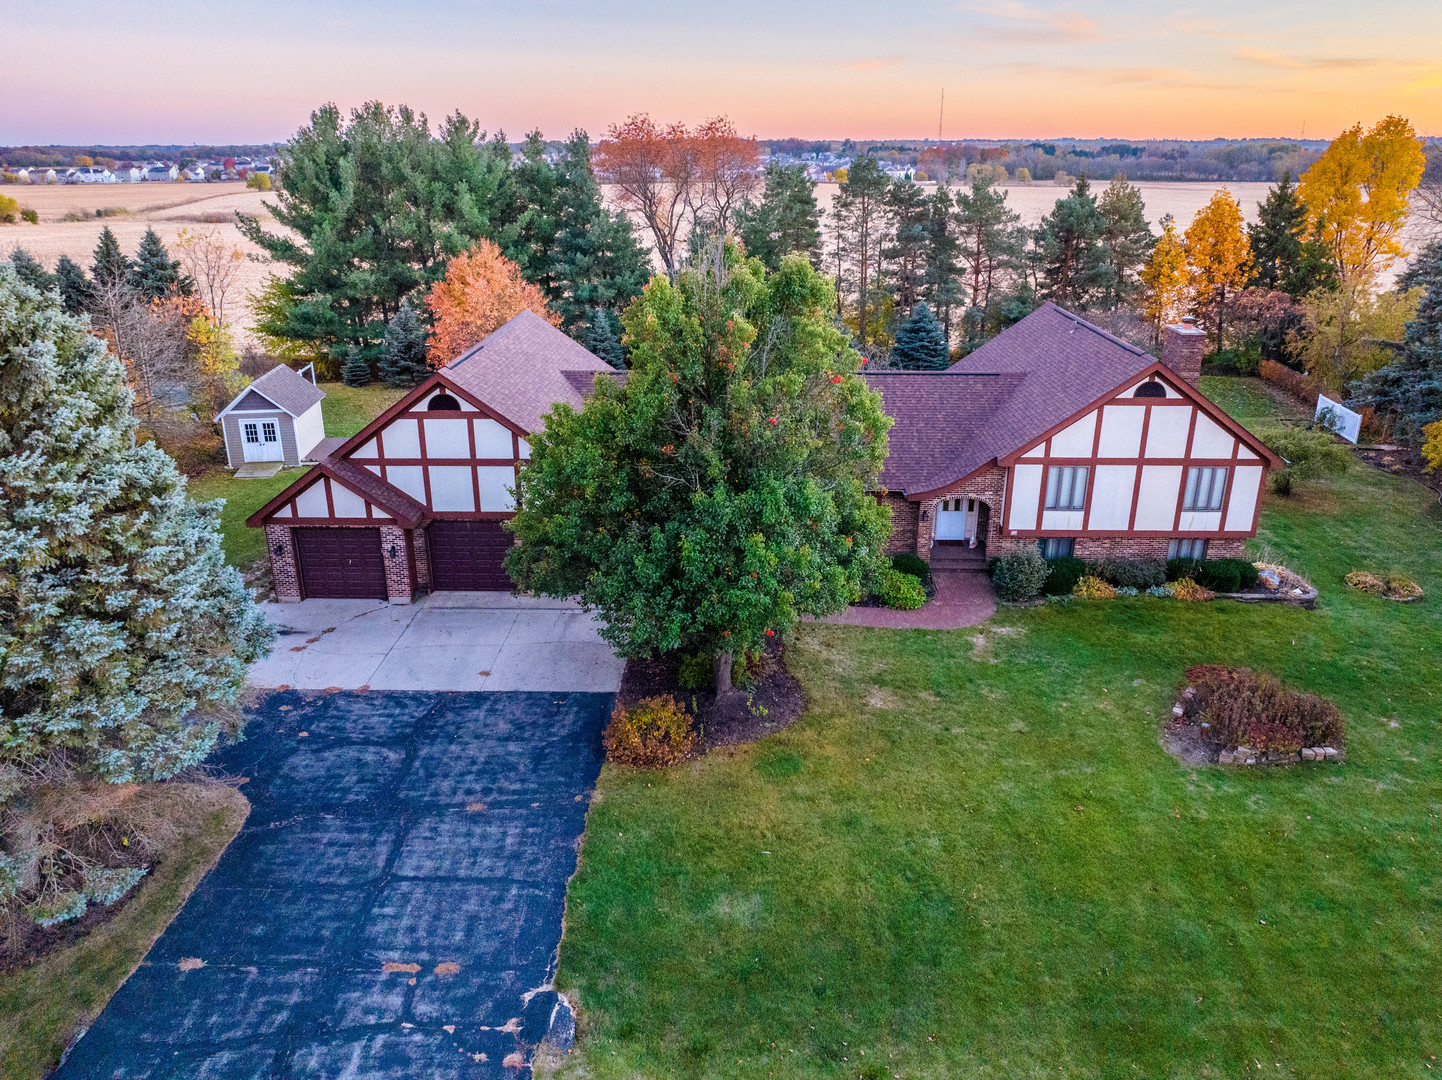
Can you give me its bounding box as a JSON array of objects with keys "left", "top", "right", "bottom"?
[
  {"left": 215, "top": 365, "right": 327, "bottom": 468},
  {"left": 144, "top": 164, "right": 178, "bottom": 181},
  {"left": 65, "top": 166, "right": 113, "bottom": 184}
]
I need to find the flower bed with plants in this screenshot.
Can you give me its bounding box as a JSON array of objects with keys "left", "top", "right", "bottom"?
[
  {"left": 989, "top": 550, "right": 1316, "bottom": 608},
  {"left": 1170, "top": 665, "right": 1345, "bottom": 767},
  {"left": 1345, "top": 569, "right": 1424, "bottom": 602}
]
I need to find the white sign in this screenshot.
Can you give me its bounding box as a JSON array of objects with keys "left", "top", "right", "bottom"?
[{"left": 1315, "top": 394, "right": 1362, "bottom": 445}]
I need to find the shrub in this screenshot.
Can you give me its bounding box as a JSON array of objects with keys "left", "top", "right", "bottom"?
[
  {"left": 1042, "top": 556, "right": 1088, "bottom": 595},
  {"left": 1194, "top": 558, "right": 1259, "bottom": 594},
  {"left": 678, "top": 652, "right": 713, "bottom": 691},
  {"left": 1166, "top": 557, "right": 1203, "bottom": 582},
  {"left": 603, "top": 695, "right": 697, "bottom": 768},
  {"left": 246, "top": 172, "right": 273, "bottom": 190},
  {"left": 878, "top": 568, "right": 926, "bottom": 610},
  {"left": 20, "top": 207, "right": 38, "bottom": 224},
  {"left": 1171, "top": 577, "right": 1215, "bottom": 602},
  {"left": 1423, "top": 420, "right": 1442, "bottom": 472},
  {"left": 890, "top": 552, "right": 932, "bottom": 586},
  {"left": 1256, "top": 423, "right": 1351, "bottom": 495},
  {"left": 1346, "top": 570, "right": 1423, "bottom": 600},
  {"left": 1259, "top": 358, "right": 1325, "bottom": 407},
  {"left": 1094, "top": 557, "right": 1167, "bottom": 589},
  {"left": 990, "top": 547, "right": 1048, "bottom": 602},
  {"left": 1183, "top": 666, "right": 1344, "bottom": 752},
  {"left": 1072, "top": 575, "right": 1116, "bottom": 600},
  {"left": 0, "top": 193, "right": 17, "bottom": 223}
]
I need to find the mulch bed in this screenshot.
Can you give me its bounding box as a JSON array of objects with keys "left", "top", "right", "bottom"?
[
  {"left": 616, "top": 638, "right": 807, "bottom": 753},
  {"left": 1357, "top": 444, "right": 1442, "bottom": 499}
]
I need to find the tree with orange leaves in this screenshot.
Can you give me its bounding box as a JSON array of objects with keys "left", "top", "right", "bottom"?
[{"left": 425, "top": 239, "right": 561, "bottom": 365}]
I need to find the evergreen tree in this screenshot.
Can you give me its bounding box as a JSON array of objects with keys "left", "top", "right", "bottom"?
[
  {"left": 735, "top": 163, "right": 823, "bottom": 271},
  {"left": 0, "top": 265, "right": 273, "bottom": 782},
  {"left": 496, "top": 130, "right": 562, "bottom": 297},
  {"left": 831, "top": 156, "right": 891, "bottom": 347},
  {"left": 954, "top": 175, "right": 1024, "bottom": 347},
  {"left": 1097, "top": 175, "right": 1155, "bottom": 308},
  {"left": 1035, "top": 177, "right": 1109, "bottom": 310},
  {"left": 54, "top": 255, "right": 91, "bottom": 314},
  {"left": 341, "top": 344, "right": 372, "bottom": 387},
  {"left": 1248, "top": 172, "right": 1336, "bottom": 297},
  {"left": 550, "top": 130, "right": 650, "bottom": 332},
  {"left": 922, "top": 183, "right": 964, "bottom": 341},
  {"left": 891, "top": 301, "right": 949, "bottom": 369},
  {"left": 91, "top": 226, "right": 130, "bottom": 290},
  {"left": 130, "top": 227, "right": 188, "bottom": 300},
  {"left": 378, "top": 299, "right": 430, "bottom": 387},
  {"left": 1350, "top": 241, "right": 1442, "bottom": 440},
  {"left": 577, "top": 307, "right": 625, "bottom": 368},
  {"left": 883, "top": 178, "right": 930, "bottom": 314},
  {"left": 7, "top": 248, "right": 54, "bottom": 294}
]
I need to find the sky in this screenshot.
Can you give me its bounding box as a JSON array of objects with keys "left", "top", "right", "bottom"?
[{"left": 5, "top": 0, "right": 1441, "bottom": 144}]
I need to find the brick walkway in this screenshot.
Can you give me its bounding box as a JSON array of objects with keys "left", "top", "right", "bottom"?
[{"left": 824, "top": 571, "right": 997, "bottom": 630}]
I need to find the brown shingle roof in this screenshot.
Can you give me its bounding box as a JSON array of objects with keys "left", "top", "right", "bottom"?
[
  {"left": 220, "top": 364, "right": 325, "bottom": 418},
  {"left": 324, "top": 457, "right": 428, "bottom": 528},
  {"left": 866, "top": 303, "right": 1155, "bottom": 495},
  {"left": 441, "top": 310, "right": 612, "bottom": 434}
]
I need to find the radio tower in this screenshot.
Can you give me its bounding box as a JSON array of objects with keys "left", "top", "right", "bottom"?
[{"left": 938, "top": 88, "right": 945, "bottom": 142}]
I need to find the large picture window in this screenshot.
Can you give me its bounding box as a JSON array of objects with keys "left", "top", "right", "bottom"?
[
  {"left": 1044, "top": 465, "right": 1088, "bottom": 511},
  {"left": 1182, "top": 466, "right": 1227, "bottom": 511}
]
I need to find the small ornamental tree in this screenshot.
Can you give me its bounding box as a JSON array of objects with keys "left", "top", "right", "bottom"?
[
  {"left": 0, "top": 265, "right": 273, "bottom": 782},
  {"left": 506, "top": 242, "right": 893, "bottom": 693},
  {"left": 891, "top": 301, "right": 949, "bottom": 369},
  {"left": 379, "top": 299, "right": 430, "bottom": 387},
  {"left": 425, "top": 239, "right": 560, "bottom": 365}
]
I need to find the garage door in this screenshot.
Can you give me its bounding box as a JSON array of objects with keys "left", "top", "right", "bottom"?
[
  {"left": 428, "top": 520, "right": 513, "bottom": 591},
  {"left": 295, "top": 527, "right": 387, "bottom": 600}
]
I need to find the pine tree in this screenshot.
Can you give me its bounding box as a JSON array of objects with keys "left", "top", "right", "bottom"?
[
  {"left": 341, "top": 344, "right": 372, "bottom": 387},
  {"left": 922, "top": 183, "right": 964, "bottom": 340},
  {"left": 7, "top": 248, "right": 54, "bottom": 293},
  {"left": 0, "top": 264, "right": 273, "bottom": 782},
  {"left": 831, "top": 156, "right": 891, "bottom": 347},
  {"left": 735, "top": 163, "right": 823, "bottom": 271},
  {"left": 1351, "top": 241, "right": 1442, "bottom": 440},
  {"left": 1035, "top": 176, "right": 1110, "bottom": 310},
  {"left": 91, "top": 226, "right": 130, "bottom": 290},
  {"left": 1097, "top": 175, "right": 1155, "bottom": 308},
  {"left": 130, "top": 227, "right": 187, "bottom": 300},
  {"left": 54, "top": 255, "right": 92, "bottom": 314},
  {"left": 884, "top": 178, "right": 930, "bottom": 314},
  {"left": 891, "top": 301, "right": 949, "bottom": 370},
  {"left": 378, "top": 299, "right": 430, "bottom": 387},
  {"left": 1248, "top": 172, "right": 1335, "bottom": 297},
  {"left": 577, "top": 307, "right": 625, "bottom": 368},
  {"left": 953, "top": 175, "right": 1024, "bottom": 347}
]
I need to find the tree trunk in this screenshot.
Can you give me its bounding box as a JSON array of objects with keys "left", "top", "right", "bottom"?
[{"left": 714, "top": 651, "right": 735, "bottom": 696}]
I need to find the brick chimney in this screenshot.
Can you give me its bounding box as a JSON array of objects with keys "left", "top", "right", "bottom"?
[{"left": 1162, "top": 316, "right": 1206, "bottom": 387}]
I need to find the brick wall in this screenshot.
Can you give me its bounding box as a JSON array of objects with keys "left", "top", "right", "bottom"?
[
  {"left": 379, "top": 524, "right": 416, "bottom": 604},
  {"left": 266, "top": 525, "right": 302, "bottom": 602},
  {"left": 878, "top": 493, "right": 918, "bottom": 555},
  {"left": 412, "top": 526, "right": 432, "bottom": 591},
  {"left": 912, "top": 465, "right": 1009, "bottom": 563}
]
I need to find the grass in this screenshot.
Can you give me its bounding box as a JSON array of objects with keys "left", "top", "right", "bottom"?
[
  {"left": 186, "top": 380, "right": 403, "bottom": 569},
  {"left": 1199, "top": 374, "right": 1308, "bottom": 423},
  {"left": 551, "top": 402, "right": 1442, "bottom": 1077},
  {"left": 0, "top": 785, "right": 249, "bottom": 1080}
]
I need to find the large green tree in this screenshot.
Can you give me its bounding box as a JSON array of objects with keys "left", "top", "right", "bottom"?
[
  {"left": 54, "top": 255, "right": 91, "bottom": 315},
  {"left": 0, "top": 265, "right": 273, "bottom": 783},
  {"left": 884, "top": 177, "right": 931, "bottom": 315},
  {"left": 239, "top": 101, "right": 509, "bottom": 363},
  {"left": 953, "top": 175, "right": 1023, "bottom": 345},
  {"left": 1096, "top": 175, "right": 1155, "bottom": 308},
  {"left": 831, "top": 156, "right": 891, "bottom": 348},
  {"left": 1248, "top": 172, "right": 1336, "bottom": 297},
  {"left": 1035, "top": 176, "right": 1110, "bottom": 310},
  {"left": 506, "top": 244, "right": 893, "bottom": 693},
  {"left": 90, "top": 226, "right": 130, "bottom": 291},
  {"left": 130, "top": 227, "right": 189, "bottom": 301},
  {"left": 735, "top": 163, "right": 823, "bottom": 271},
  {"left": 1350, "top": 241, "right": 1442, "bottom": 440},
  {"left": 922, "top": 183, "right": 964, "bottom": 341}
]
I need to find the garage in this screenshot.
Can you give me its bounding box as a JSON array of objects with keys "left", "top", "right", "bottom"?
[
  {"left": 295, "top": 527, "right": 387, "bottom": 600},
  {"left": 428, "top": 520, "right": 513, "bottom": 591}
]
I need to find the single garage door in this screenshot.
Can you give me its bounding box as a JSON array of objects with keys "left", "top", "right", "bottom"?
[
  {"left": 295, "top": 527, "right": 387, "bottom": 600},
  {"left": 428, "top": 520, "right": 513, "bottom": 591}
]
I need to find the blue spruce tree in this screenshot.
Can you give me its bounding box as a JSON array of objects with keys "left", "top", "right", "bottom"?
[
  {"left": 1350, "top": 242, "right": 1442, "bottom": 441},
  {"left": 379, "top": 300, "right": 430, "bottom": 387},
  {"left": 891, "top": 301, "right": 950, "bottom": 370}
]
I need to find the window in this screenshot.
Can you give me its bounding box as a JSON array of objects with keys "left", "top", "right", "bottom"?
[
  {"left": 1039, "top": 537, "right": 1075, "bottom": 559},
  {"left": 1169, "top": 538, "right": 1207, "bottom": 560},
  {"left": 243, "top": 422, "right": 260, "bottom": 444},
  {"left": 1182, "top": 466, "right": 1227, "bottom": 511},
  {"left": 1044, "top": 466, "right": 1089, "bottom": 511},
  {"left": 427, "top": 393, "right": 461, "bottom": 411},
  {"left": 1134, "top": 381, "right": 1167, "bottom": 398},
  {"left": 261, "top": 421, "right": 279, "bottom": 443}
]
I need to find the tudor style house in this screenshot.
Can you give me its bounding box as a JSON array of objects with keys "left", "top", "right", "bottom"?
[
  {"left": 250, "top": 303, "right": 1277, "bottom": 603},
  {"left": 867, "top": 302, "right": 1280, "bottom": 571},
  {"left": 248, "top": 311, "right": 612, "bottom": 602}
]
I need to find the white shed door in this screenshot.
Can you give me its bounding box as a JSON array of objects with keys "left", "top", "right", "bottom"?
[{"left": 243, "top": 419, "right": 284, "bottom": 462}]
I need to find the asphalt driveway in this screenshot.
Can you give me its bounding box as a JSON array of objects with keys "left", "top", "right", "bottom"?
[{"left": 58, "top": 689, "right": 612, "bottom": 1079}]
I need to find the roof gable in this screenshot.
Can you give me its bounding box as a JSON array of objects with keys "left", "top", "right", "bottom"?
[{"left": 215, "top": 364, "right": 325, "bottom": 420}]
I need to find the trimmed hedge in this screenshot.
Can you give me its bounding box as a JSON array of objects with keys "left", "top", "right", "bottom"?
[
  {"left": 991, "top": 548, "right": 1048, "bottom": 602},
  {"left": 890, "top": 552, "right": 932, "bottom": 587},
  {"left": 1042, "top": 556, "right": 1088, "bottom": 596},
  {"left": 1092, "top": 557, "right": 1167, "bottom": 589},
  {"left": 878, "top": 568, "right": 926, "bottom": 610}
]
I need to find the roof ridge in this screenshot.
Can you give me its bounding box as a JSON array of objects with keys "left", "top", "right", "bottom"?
[{"left": 1047, "top": 303, "right": 1150, "bottom": 357}]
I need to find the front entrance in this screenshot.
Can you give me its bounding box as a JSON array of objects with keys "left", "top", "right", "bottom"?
[
  {"left": 294, "top": 527, "right": 387, "bottom": 599},
  {"left": 242, "top": 418, "right": 284, "bottom": 462},
  {"left": 935, "top": 497, "right": 982, "bottom": 543},
  {"left": 428, "top": 520, "right": 513, "bottom": 591}
]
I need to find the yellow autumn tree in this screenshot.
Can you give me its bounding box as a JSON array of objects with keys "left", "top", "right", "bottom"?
[
  {"left": 1185, "top": 191, "right": 1252, "bottom": 350},
  {"left": 424, "top": 239, "right": 560, "bottom": 366},
  {"left": 1139, "top": 214, "right": 1190, "bottom": 342},
  {"left": 1299, "top": 115, "right": 1425, "bottom": 287}
]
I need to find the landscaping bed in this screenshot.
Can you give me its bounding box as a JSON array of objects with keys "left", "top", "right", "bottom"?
[{"left": 1167, "top": 665, "right": 1344, "bottom": 767}]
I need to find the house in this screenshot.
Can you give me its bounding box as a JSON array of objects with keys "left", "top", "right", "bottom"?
[
  {"left": 246, "top": 311, "right": 613, "bottom": 602},
  {"left": 866, "top": 303, "right": 1279, "bottom": 571},
  {"left": 215, "top": 364, "right": 327, "bottom": 468}
]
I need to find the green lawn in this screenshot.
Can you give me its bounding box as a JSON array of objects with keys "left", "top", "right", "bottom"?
[
  {"left": 553, "top": 412, "right": 1441, "bottom": 1076},
  {"left": 0, "top": 786, "right": 248, "bottom": 1080},
  {"left": 187, "top": 380, "right": 403, "bottom": 569},
  {"left": 1199, "top": 374, "right": 1309, "bottom": 424}
]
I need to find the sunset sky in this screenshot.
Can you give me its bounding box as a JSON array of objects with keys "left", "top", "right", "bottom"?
[{"left": 6, "top": 0, "right": 1440, "bottom": 144}]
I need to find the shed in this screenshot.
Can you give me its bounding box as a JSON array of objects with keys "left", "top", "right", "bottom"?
[{"left": 215, "top": 365, "right": 326, "bottom": 468}]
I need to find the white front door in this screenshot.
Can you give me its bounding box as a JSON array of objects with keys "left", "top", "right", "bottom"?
[
  {"left": 242, "top": 419, "right": 285, "bottom": 462},
  {"left": 935, "top": 497, "right": 980, "bottom": 541}
]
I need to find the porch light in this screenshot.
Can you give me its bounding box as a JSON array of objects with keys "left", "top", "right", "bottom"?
[
  {"left": 388, "top": 544, "right": 399, "bottom": 559},
  {"left": 272, "top": 542, "right": 283, "bottom": 556},
  {"left": 920, "top": 509, "right": 929, "bottom": 521}
]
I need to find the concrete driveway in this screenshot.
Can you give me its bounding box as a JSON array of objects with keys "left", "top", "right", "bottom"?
[
  {"left": 58, "top": 689, "right": 611, "bottom": 1079},
  {"left": 247, "top": 592, "right": 624, "bottom": 693}
]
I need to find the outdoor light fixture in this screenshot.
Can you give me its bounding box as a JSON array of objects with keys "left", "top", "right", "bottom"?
[
  {"left": 272, "top": 543, "right": 283, "bottom": 556},
  {"left": 920, "top": 509, "right": 929, "bottom": 521},
  {"left": 388, "top": 544, "right": 399, "bottom": 559}
]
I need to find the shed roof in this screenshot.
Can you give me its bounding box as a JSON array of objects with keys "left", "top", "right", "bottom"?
[{"left": 216, "top": 364, "right": 325, "bottom": 420}]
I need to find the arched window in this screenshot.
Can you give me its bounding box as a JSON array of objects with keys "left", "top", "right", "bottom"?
[
  {"left": 1134, "top": 382, "right": 1167, "bottom": 398},
  {"left": 427, "top": 393, "right": 461, "bottom": 411}
]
